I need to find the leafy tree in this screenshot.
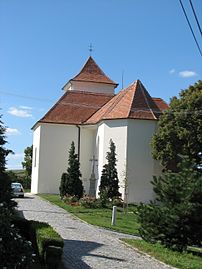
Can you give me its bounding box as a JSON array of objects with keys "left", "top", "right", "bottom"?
[
  {"left": 0, "top": 207, "right": 34, "bottom": 268},
  {"left": 59, "top": 141, "right": 83, "bottom": 199},
  {"left": 99, "top": 139, "right": 121, "bottom": 200},
  {"left": 138, "top": 158, "right": 202, "bottom": 252},
  {"left": 22, "top": 145, "right": 33, "bottom": 177},
  {"left": 152, "top": 80, "right": 202, "bottom": 171},
  {"left": 0, "top": 114, "right": 34, "bottom": 267}
]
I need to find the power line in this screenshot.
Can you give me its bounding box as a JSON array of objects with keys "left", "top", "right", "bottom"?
[
  {"left": 179, "top": 0, "right": 202, "bottom": 57},
  {"left": 189, "top": 0, "right": 202, "bottom": 36},
  {"left": 1, "top": 90, "right": 202, "bottom": 115}
]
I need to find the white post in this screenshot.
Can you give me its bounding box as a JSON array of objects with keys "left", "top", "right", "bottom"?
[{"left": 111, "top": 206, "right": 117, "bottom": 226}]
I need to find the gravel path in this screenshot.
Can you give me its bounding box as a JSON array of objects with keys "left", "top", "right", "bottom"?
[{"left": 16, "top": 194, "right": 174, "bottom": 269}]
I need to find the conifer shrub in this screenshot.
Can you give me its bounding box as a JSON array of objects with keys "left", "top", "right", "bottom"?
[
  {"left": 99, "top": 139, "right": 121, "bottom": 200},
  {"left": 59, "top": 141, "right": 83, "bottom": 199},
  {"left": 138, "top": 158, "right": 202, "bottom": 252}
]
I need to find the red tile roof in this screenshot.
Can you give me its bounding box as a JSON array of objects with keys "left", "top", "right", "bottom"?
[
  {"left": 38, "top": 91, "right": 114, "bottom": 125},
  {"left": 34, "top": 80, "right": 168, "bottom": 128},
  {"left": 70, "top": 56, "right": 118, "bottom": 86},
  {"left": 86, "top": 80, "right": 168, "bottom": 124},
  {"left": 152, "top": 98, "right": 168, "bottom": 111}
]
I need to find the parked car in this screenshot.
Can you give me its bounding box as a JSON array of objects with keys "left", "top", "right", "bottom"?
[{"left": 11, "top": 182, "right": 24, "bottom": 198}]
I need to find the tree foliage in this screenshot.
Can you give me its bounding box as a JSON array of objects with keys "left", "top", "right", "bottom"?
[
  {"left": 152, "top": 80, "right": 202, "bottom": 170},
  {"left": 59, "top": 141, "right": 83, "bottom": 199},
  {"left": 0, "top": 115, "right": 15, "bottom": 209},
  {"left": 0, "top": 114, "right": 34, "bottom": 267},
  {"left": 22, "top": 145, "right": 33, "bottom": 177},
  {"left": 138, "top": 158, "right": 202, "bottom": 252},
  {"left": 99, "top": 139, "right": 121, "bottom": 200}
]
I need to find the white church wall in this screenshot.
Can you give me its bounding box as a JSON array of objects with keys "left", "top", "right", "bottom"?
[
  {"left": 126, "top": 119, "right": 159, "bottom": 203},
  {"left": 95, "top": 123, "right": 105, "bottom": 196},
  {"left": 31, "top": 123, "right": 78, "bottom": 194},
  {"left": 96, "top": 120, "right": 128, "bottom": 198},
  {"left": 31, "top": 125, "right": 41, "bottom": 193},
  {"left": 79, "top": 126, "right": 96, "bottom": 195},
  {"left": 67, "top": 81, "right": 115, "bottom": 95}
]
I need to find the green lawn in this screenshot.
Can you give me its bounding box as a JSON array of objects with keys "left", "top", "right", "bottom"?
[
  {"left": 122, "top": 239, "right": 202, "bottom": 269},
  {"left": 39, "top": 194, "right": 202, "bottom": 268},
  {"left": 39, "top": 194, "right": 139, "bottom": 235}
]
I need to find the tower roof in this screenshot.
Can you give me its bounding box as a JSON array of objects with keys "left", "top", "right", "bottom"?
[
  {"left": 86, "top": 80, "right": 168, "bottom": 124},
  {"left": 70, "top": 56, "right": 118, "bottom": 86}
]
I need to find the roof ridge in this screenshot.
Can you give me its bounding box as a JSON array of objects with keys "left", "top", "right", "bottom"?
[
  {"left": 127, "top": 81, "right": 138, "bottom": 118},
  {"left": 100, "top": 86, "right": 130, "bottom": 119},
  {"left": 138, "top": 81, "right": 157, "bottom": 120}
]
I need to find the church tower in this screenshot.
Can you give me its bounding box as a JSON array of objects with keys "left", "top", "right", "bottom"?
[{"left": 62, "top": 56, "right": 118, "bottom": 95}]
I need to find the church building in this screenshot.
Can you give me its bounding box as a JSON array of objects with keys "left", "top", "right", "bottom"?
[{"left": 31, "top": 56, "right": 168, "bottom": 203}]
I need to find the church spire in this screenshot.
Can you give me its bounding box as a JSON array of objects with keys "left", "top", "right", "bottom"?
[{"left": 70, "top": 56, "right": 118, "bottom": 86}]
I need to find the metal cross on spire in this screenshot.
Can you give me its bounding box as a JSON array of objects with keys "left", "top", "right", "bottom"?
[{"left": 89, "top": 43, "right": 93, "bottom": 56}]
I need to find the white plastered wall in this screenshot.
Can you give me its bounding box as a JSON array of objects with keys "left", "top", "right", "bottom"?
[
  {"left": 31, "top": 125, "right": 41, "bottom": 193},
  {"left": 126, "top": 119, "right": 162, "bottom": 203},
  {"left": 79, "top": 126, "right": 96, "bottom": 194},
  {"left": 31, "top": 123, "right": 78, "bottom": 194},
  {"left": 64, "top": 81, "right": 115, "bottom": 95},
  {"left": 96, "top": 120, "right": 128, "bottom": 198}
]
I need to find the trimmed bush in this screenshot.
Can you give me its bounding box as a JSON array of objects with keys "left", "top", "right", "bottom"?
[{"left": 30, "top": 221, "right": 64, "bottom": 266}]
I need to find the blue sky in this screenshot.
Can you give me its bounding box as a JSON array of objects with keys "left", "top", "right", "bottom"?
[{"left": 0, "top": 0, "right": 201, "bottom": 170}]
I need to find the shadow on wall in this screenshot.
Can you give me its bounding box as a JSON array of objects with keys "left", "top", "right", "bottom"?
[{"left": 63, "top": 239, "right": 126, "bottom": 269}]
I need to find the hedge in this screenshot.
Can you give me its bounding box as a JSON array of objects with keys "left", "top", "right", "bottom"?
[
  {"left": 13, "top": 217, "right": 64, "bottom": 268},
  {"left": 30, "top": 221, "right": 64, "bottom": 264}
]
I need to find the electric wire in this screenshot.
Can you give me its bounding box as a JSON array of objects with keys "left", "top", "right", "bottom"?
[
  {"left": 1, "top": 90, "right": 202, "bottom": 115},
  {"left": 179, "top": 0, "right": 202, "bottom": 57},
  {"left": 189, "top": 0, "right": 202, "bottom": 36}
]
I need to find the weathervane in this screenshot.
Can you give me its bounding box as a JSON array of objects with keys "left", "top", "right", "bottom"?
[{"left": 89, "top": 43, "right": 93, "bottom": 56}]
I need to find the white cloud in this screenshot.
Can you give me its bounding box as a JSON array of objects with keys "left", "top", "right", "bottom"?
[
  {"left": 179, "top": 70, "right": 198, "bottom": 78},
  {"left": 8, "top": 107, "right": 32, "bottom": 118},
  {"left": 169, "top": 68, "right": 175, "bottom": 74},
  {"left": 7, "top": 153, "right": 24, "bottom": 160},
  {"left": 6, "top": 128, "right": 21, "bottom": 136},
  {"left": 19, "top": 105, "right": 32, "bottom": 110}
]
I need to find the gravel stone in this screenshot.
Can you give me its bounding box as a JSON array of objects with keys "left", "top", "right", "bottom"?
[{"left": 16, "top": 194, "right": 175, "bottom": 269}]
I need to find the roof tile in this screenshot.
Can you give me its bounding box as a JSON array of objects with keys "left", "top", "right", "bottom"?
[
  {"left": 86, "top": 80, "right": 168, "bottom": 124},
  {"left": 71, "top": 56, "right": 118, "bottom": 86},
  {"left": 38, "top": 91, "right": 114, "bottom": 125}
]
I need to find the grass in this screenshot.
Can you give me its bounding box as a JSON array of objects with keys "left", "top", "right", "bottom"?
[
  {"left": 122, "top": 239, "right": 202, "bottom": 269},
  {"left": 39, "top": 194, "right": 140, "bottom": 235},
  {"left": 39, "top": 194, "right": 202, "bottom": 268},
  {"left": 24, "top": 189, "right": 31, "bottom": 193}
]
